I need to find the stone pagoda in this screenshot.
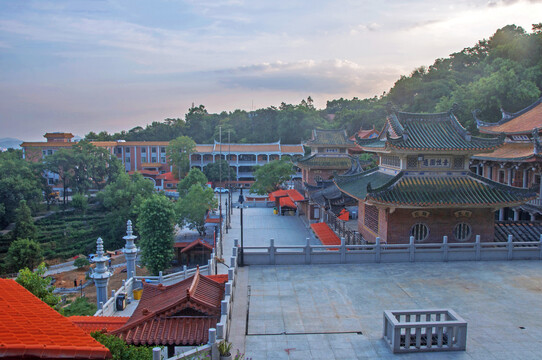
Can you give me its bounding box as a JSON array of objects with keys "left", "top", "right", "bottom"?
[
  {"left": 123, "top": 220, "right": 138, "bottom": 280},
  {"left": 335, "top": 108, "right": 535, "bottom": 244},
  {"left": 89, "top": 237, "right": 112, "bottom": 309}
]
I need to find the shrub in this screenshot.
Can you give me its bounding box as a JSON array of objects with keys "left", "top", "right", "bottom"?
[
  {"left": 61, "top": 296, "right": 97, "bottom": 316},
  {"left": 74, "top": 256, "right": 90, "bottom": 269}
]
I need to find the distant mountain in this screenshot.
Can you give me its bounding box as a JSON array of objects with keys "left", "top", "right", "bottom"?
[{"left": 0, "top": 138, "right": 23, "bottom": 150}]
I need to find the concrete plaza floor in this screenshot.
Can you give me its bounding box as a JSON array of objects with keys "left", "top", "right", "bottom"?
[{"left": 245, "top": 261, "right": 542, "bottom": 359}]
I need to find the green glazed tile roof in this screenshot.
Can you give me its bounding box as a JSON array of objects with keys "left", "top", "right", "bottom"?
[
  {"left": 296, "top": 154, "right": 353, "bottom": 169},
  {"left": 357, "top": 110, "right": 504, "bottom": 152},
  {"left": 305, "top": 129, "right": 354, "bottom": 146},
  {"left": 366, "top": 172, "right": 535, "bottom": 207},
  {"left": 334, "top": 168, "right": 395, "bottom": 200}
]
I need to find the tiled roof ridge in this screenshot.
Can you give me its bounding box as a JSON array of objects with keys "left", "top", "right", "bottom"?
[
  {"left": 335, "top": 167, "right": 379, "bottom": 184},
  {"left": 367, "top": 171, "right": 404, "bottom": 194},
  {"left": 188, "top": 268, "right": 200, "bottom": 298},
  {"left": 213, "top": 140, "right": 281, "bottom": 146}
]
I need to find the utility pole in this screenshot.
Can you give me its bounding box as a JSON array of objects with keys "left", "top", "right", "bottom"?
[{"left": 219, "top": 126, "right": 223, "bottom": 259}]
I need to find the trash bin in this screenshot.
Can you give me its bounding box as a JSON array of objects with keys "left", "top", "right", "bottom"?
[
  {"left": 116, "top": 293, "right": 126, "bottom": 311},
  {"left": 273, "top": 207, "right": 278, "bottom": 215},
  {"left": 133, "top": 288, "right": 143, "bottom": 300}
]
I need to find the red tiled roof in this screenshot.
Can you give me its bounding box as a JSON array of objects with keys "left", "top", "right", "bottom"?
[
  {"left": 0, "top": 279, "right": 111, "bottom": 359},
  {"left": 279, "top": 196, "right": 297, "bottom": 209},
  {"left": 69, "top": 316, "right": 128, "bottom": 334},
  {"left": 205, "top": 274, "right": 229, "bottom": 284},
  {"left": 181, "top": 239, "right": 214, "bottom": 253},
  {"left": 311, "top": 222, "right": 341, "bottom": 250},
  {"left": 349, "top": 127, "right": 379, "bottom": 141},
  {"left": 286, "top": 189, "right": 304, "bottom": 202},
  {"left": 268, "top": 190, "right": 288, "bottom": 201},
  {"left": 111, "top": 269, "right": 224, "bottom": 346},
  {"left": 281, "top": 144, "right": 305, "bottom": 153},
  {"left": 156, "top": 172, "right": 177, "bottom": 181},
  {"left": 479, "top": 100, "right": 542, "bottom": 135},
  {"left": 472, "top": 142, "right": 536, "bottom": 161}
]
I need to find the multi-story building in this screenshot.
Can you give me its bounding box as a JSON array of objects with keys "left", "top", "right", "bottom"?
[
  {"left": 471, "top": 97, "right": 542, "bottom": 221},
  {"left": 190, "top": 141, "right": 304, "bottom": 182},
  {"left": 21, "top": 134, "right": 304, "bottom": 188},
  {"left": 335, "top": 109, "right": 534, "bottom": 244}
]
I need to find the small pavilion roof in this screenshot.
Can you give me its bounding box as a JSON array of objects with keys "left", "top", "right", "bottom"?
[
  {"left": 296, "top": 154, "right": 354, "bottom": 169},
  {"left": 279, "top": 196, "right": 297, "bottom": 209},
  {"left": 305, "top": 129, "right": 354, "bottom": 146},
  {"left": 0, "top": 279, "right": 111, "bottom": 359},
  {"left": 334, "top": 168, "right": 395, "bottom": 200},
  {"left": 111, "top": 269, "right": 224, "bottom": 346},
  {"left": 476, "top": 97, "right": 542, "bottom": 135},
  {"left": 180, "top": 238, "right": 214, "bottom": 253},
  {"left": 357, "top": 109, "right": 504, "bottom": 153}
]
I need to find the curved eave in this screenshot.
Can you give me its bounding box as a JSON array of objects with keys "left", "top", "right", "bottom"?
[
  {"left": 479, "top": 128, "right": 534, "bottom": 136},
  {"left": 471, "top": 154, "right": 538, "bottom": 162},
  {"left": 386, "top": 142, "right": 503, "bottom": 153}
]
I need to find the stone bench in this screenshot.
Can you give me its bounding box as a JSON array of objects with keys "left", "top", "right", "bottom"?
[{"left": 383, "top": 309, "right": 467, "bottom": 353}]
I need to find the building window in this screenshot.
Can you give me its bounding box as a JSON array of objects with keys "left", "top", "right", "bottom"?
[
  {"left": 410, "top": 223, "right": 429, "bottom": 242},
  {"left": 314, "top": 175, "right": 323, "bottom": 182},
  {"left": 151, "top": 156, "right": 157, "bottom": 163},
  {"left": 141, "top": 148, "right": 146, "bottom": 153},
  {"left": 125, "top": 147, "right": 130, "bottom": 153},
  {"left": 151, "top": 147, "right": 157, "bottom": 153},
  {"left": 161, "top": 156, "right": 166, "bottom": 163},
  {"left": 453, "top": 223, "right": 472, "bottom": 242},
  {"left": 166, "top": 183, "right": 173, "bottom": 188},
  {"left": 161, "top": 147, "right": 166, "bottom": 153},
  {"left": 453, "top": 157, "right": 465, "bottom": 169},
  {"left": 48, "top": 178, "right": 55, "bottom": 185},
  {"left": 364, "top": 205, "right": 379, "bottom": 234},
  {"left": 381, "top": 155, "right": 400, "bottom": 168},
  {"left": 141, "top": 156, "right": 147, "bottom": 163},
  {"left": 125, "top": 157, "right": 130, "bottom": 163},
  {"left": 407, "top": 156, "right": 418, "bottom": 169},
  {"left": 498, "top": 170, "right": 505, "bottom": 184},
  {"left": 47, "top": 149, "right": 53, "bottom": 155}
]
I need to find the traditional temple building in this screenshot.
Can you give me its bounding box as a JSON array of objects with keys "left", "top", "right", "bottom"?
[
  {"left": 335, "top": 109, "right": 535, "bottom": 244},
  {"left": 296, "top": 129, "right": 357, "bottom": 186},
  {"left": 471, "top": 97, "right": 542, "bottom": 221},
  {"left": 348, "top": 126, "right": 380, "bottom": 155},
  {"left": 110, "top": 268, "right": 225, "bottom": 357}
]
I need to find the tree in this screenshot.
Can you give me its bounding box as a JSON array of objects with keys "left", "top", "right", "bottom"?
[
  {"left": 138, "top": 194, "right": 176, "bottom": 275},
  {"left": 74, "top": 256, "right": 90, "bottom": 269},
  {"left": 97, "top": 172, "right": 155, "bottom": 249},
  {"left": 91, "top": 332, "right": 154, "bottom": 359},
  {"left": 6, "top": 238, "right": 43, "bottom": 272},
  {"left": 71, "top": 193, "right": 88, "bottom": 213},
  {"left": 0, "top": 152, "right": 43, "bottom": 227},
  {"left": 203, "top": 159, "right": 235, "bottom": 183},
  {"left": 61, "top": 296, "right": 97, "bottom": 316},
  {"left": 166, "top": 136, "right": 196, "bottom": 179},
  {"left": 12, "top": 199, "right": 37, "bottom": 241},
  {"left": 251, "top": 160, "right": 295, "bottom": 195},
  {"left": 45, "top": 149, "right": 74, "bottom": 205},
  {"left": 16, "top": 262, "right": 60, "bottom": 307},
  {"left": 176, "top": 184, "right": 217, "bottom": 235},
  {"left": 177, "top": 167, "right": 208, "bottom": 196}
]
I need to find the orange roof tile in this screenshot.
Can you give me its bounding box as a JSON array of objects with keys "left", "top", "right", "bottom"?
[
  {"left": 479, "top": 100, "right": 542, "bottom": 135},
  {"left": 472, "top": 142, "right": 537, "bottom": 161},
  {"left": 195, "top": 144, "right": 214, "bottom": 152},
  {"left": 279, "top": 196, "right": 297, "bottom": 209},
  {"left": 205, "top": 275, "right": 229, "bottom": 284},
  {"left": 111, "top": 269, "right": 224, "bottom": 346},
  {"left": 69, "top": 316, "right": 128, "bottom": 334},
  {"left": 286, "top": 189, "right": 305, "bottom": 202},
  {"left": 0, "top": 279, "right": 111, "bottom": 359},
  {"left": 268, "top": 189, "right": 288, "bottom": 201},
  {"left": 281, "top": 145, "right": 305, "bottom": 153},
  {"left": 310, "top": 222, "right": 341, "bottom": 250},
  {"left": 156, "top": 172, "right": 177, "bottom": 181}
]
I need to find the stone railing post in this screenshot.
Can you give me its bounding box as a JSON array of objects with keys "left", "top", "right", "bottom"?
[
  {"left": 183, "top": 265, "right": 187, "bottom": 279},
  {"left": 207, "top": 259, "right": 213, "bottom": 275},
  {"left": 232, "top": 246, "right": 238, "bottom": 257},
  {"left": 442, "top": 236, "right": 448, "bottom": 262},
  {"left": 305, "top": 238, "right": 311, "bottom": 264},
  {"left": 474, "top": 235, "right": 481, "bottom": 260},
  {"left": 539, "top": 234, "right": 542, "bottom": 260},
  {"left": 152, "top": 347, "right": 161, "bottom": 360},
  {"left": 158, "top": 271, "right": 163, "bottom": 284},
  {"left": 209, "top": 328, "right": 218, "bottom": 360},
  {"left": 216, "top": 323, "right": 224, "bottom": 340},
  {"left": 234, "top": 238, "right": 239, "bottom": 247},
  {"left": 507, "top": 234, "right": 513, "bottom": 260},
  {"left": 340, "top": 237, "right": 346, "bottom": 264},
  {"left": 269, "top": 238, "right": 276, "bottom": 265},
  {"left": 409, "top": 236, "right": 415, "bottom": 262},
  {"left": 375, "top": 237, "right": 381, "bottom": 263},
  {"left": 221, "top": 300, "right": 228, "bottom": 315}
]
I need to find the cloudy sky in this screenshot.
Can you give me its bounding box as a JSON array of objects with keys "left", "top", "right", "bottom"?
[{"left": 1, "top": 0, "right": 541, "bottom": 141}]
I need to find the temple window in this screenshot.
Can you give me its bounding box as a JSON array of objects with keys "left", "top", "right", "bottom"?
[
  {"left": 410, "top": 223, "right": 429, "bottom": 242},
  {"left": 453, "top": 223, "right": 472, "bottom": 242},
  {"left": 453, "top": 157, "right": 465, "bottom": 169},
  {"left": 364, "top": 205, "right": 379, "bottom": 233},
  {"left": 381, "top": 155, "right": 400, "bottom": 168},
  {"left": 407, "top": 156, "right": 418, "bottom": 169}
]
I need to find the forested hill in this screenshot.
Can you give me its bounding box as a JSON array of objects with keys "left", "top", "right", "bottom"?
[{"left": 86, "top": 24, "right": 542, "bottom": 144}]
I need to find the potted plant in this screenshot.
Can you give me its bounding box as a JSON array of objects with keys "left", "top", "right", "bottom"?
[{"left": 218, "top": 340, "right": 233, "bottom": 360}]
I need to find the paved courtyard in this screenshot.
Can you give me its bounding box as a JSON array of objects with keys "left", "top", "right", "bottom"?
[{"left": 245, "top": 261, "right": 542, "bottom": 359}]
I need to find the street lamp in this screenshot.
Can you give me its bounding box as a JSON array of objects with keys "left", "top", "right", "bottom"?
[{"left": 239, "top": 189, "right": 245, "bottom": 266}]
